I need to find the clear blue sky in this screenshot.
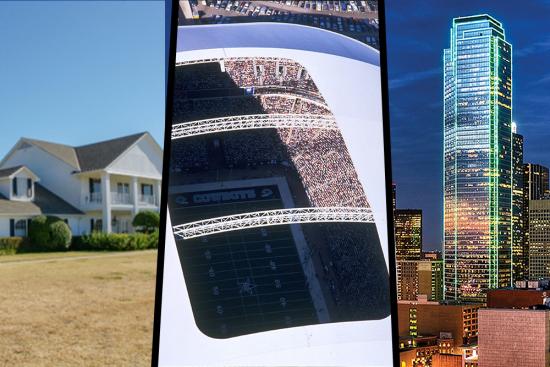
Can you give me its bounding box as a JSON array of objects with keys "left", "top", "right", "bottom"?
[{"left": 0, "top": 1, "right": 165, "bottom": 158}]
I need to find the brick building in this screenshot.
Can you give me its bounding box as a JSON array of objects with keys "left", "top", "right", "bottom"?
[
  {"left": 478, "top": 308, "right": 550, "bottom": 366},
  {"left": 487, "top": 288, "right": 546, "bottom": 308},
  {"left": 398, "top": 300, "right": 481, "bottom": 349}
]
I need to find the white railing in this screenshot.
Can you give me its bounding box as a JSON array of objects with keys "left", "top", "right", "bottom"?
[
  {"left": 172, "top": 114, "right": 338, "bottom": 139},
  {"left": 173, "top": 206, "right": 374, "bottom": 240},
  {"left": 111, "top": 192, "right": 132, "bottom": 205},
  {"left": 89, "top": 192, "right": 102, "bottom": 204},
  {"left": 139, "top": 194, "right": 156, "bottom": 206}
]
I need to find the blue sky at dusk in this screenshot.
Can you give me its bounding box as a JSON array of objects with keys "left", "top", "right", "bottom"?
[
  {"left": 0, "top": 1, "right": 165, "bottom": 158},
  {"left": 386, "top": 0, "right": 550, "bottom": 250}
]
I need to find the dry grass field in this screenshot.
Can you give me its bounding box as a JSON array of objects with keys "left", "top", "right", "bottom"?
[{"left": 0, "top": 250, "right": 157, "bottom": 366}]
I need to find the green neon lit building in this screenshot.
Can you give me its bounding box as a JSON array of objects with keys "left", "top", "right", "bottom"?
[{"left": 443, "top": 15, "right": 513, "bottom": 302}]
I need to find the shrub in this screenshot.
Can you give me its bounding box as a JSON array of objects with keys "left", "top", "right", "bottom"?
[
  {"left": 49, "top": 221, "right": 72, "bottom": 249},
  {"left": 28, "top": 215, "right": 71, "bottom": 251},
  {"left": 147, "top": 230, "right": 159, "bottom": 249},
  {"left": 28, "top": 215, "right": 50, "bottom": 247},
  {"left": 132, "top": 211, "right": 160, "bottom": 233},
  {"left": 0, "top": 237, "right": 24, "bottom": 255},
  {"left": 74, "top": 231, "right": 159, "bottom": 251}
]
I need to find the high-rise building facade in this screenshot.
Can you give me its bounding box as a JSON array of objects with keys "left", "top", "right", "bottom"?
[
  {"left": 396, "top": 259, "right": 444, "bottom": 302},
  {"left": 523, "top": 163, "right": 550, "bottom": 274},
  {"left": 431, "top": 260, "right": 444, "bottom": 302},
  {"left": 392, "top": 182, "right": 397, "bottom": 214},
  {"left": 523, "top": 164, "right": 550, "bottom": 201},
  {"left": 443, "top": 15, "right": 513, "bottom": 302},
  {"left": 395, "top": 209, "right": 422, "bottom": 261},
  {"left": 512, "top": 126, "right": 525, "bottom": 280},
  {"left": 528, "top": 199, "right": 550, "bottom": 280}
]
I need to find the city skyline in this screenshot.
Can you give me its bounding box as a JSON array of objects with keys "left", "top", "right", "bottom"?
[{"left": 387, "top": 1, "right": 550, "bottom": 250}]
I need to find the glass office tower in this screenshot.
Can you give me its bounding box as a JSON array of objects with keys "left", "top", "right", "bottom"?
[
  {"left": 512, "top": 125, "right": 525, "bottom": 281},
  {"left": 443, "top": 15, "right": 512, "bottom": 302},
  {"left": 395, "top": 209, "right": 423, "bottom": 261},
  {"left": 522, "top": 163, "right": 550, "bottom": 276}
]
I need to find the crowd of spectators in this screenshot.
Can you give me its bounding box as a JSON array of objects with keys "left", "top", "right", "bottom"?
[
  {"left": 174, "top": 95, "right": 332, "bottom": 122},
  {"left": 170, "top": 138, "right": 209, "bottom": 173},
  {"left": 322, "top": 222, "right": 389, "bottom": 319},
  {"left": 224, "top": 58, "right": 318, "bottom": 92},
  {"left": 277, "top": 128, "right": 369, "bottom": 208},
  {"left": 174, "top": 62, "right": 230, "bottom": 91},
  {"left": 173, "top": 96, "right": 265, "bottom": 122},
  {"left": 222, "top": 130, "right": 287, "bottom": 168},
  {"left": 172, "top": 59, "right": 368, "bottom": 210}
]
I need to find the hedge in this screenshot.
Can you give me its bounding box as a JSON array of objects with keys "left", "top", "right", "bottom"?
[
  {"left": 71, "top": 230, "right": 159, "bottom": 251},
  {"left": 0, "top": 237, "right": 24, "bottom": 255}
]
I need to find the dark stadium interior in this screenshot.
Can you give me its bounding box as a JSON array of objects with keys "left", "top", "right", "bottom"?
[{"left": 167, "top": 58, "right": 390, "bottom": 338}]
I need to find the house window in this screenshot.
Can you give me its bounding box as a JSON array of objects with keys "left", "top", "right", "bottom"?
[
  {"left": 115, "top": 183, "right": 130, "bottom": 204},
  {"left": 90, "top": 178, "right": 101, "bottom": 193},
  {"left": 90, "top": 218, "right": 103, "bottom": 232},
  {"left": 141, "top": 184, "right": 153, "bottom": 197},
  {"left": 12, "top": 177, "right": 18, "bottom": 196},
  {"left": 117, "top": 183, "right": 130, "bottom": 194},
  {"left": 27, "top": 178, "right": 32, "bottom": 197},
  {"left": 14, "top": 219, "right": 27, "bottom": 237},
  {"left": 89, "top": 178, "right": 101, "bottom": 203}
]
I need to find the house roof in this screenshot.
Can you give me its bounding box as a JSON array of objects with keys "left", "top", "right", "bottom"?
[
  {"left": 0, "top": 183, "right": 83, "bottom": 216},
  {"left": 18, "top": 132, "right": 149, "bottom": 173},
  {"left": 0, "top": 165, "right": 25, "bottom": 179},
  {"left": 22, "top": 138, "right": 81, "bottom": 170},
  {"left": 74, "top": 132, "right": 146, "bottom": 172}
]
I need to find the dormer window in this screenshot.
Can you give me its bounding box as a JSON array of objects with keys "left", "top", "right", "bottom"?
[
  {"left": 12, "top": 177, "right": 18, "bottom": 196},
  {"left": 27, "top": 178, "right": 32, "bottom": 197}
]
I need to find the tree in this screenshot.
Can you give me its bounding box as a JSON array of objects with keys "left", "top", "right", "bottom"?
[
  {"left": 28, "top": 215, "right": 50, "bottom": 247},
  {"left": 132, "top": 211, "right": 160, "bottom": 233},
  {"left": 50, "top": 221, "right": 72, "bottom": 249}
]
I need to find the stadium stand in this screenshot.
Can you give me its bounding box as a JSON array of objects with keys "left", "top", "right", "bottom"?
[{"left": 167, "top": 56, "right": 388, "bottom": 337}]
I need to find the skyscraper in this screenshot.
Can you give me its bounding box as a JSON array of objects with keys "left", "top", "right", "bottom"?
[
  {"left": 395, "top": 209, "right": 422, "bottom": 261},
  {"left": 396, "top": 259, "right": 444, "bottom": 302},
  {"left": 443, "top": 15, "right": 513, "bottom": 302},
  {"left": 528, "top": 199, "right": 550, "bottom": 280},
  {"left": 522, "top": 163, "right": 550, "bottom": 276},
  {"left": 523, "top": 164, "right": 550, "bottom": 201},
  {"left": 392, "top": 182, "right": 397, "bottom": 214},
  {"left": 512, "top": 124, "right": 525, "bottom": 280}
]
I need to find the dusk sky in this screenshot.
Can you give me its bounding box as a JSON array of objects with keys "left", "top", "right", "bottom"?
[{"left": 386, "top": 0, "right": 550, "bottom": 250}]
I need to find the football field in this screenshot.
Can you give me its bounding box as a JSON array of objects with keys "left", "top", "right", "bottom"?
[{"left": 169, "top": 184, "right": 318, "bottom": 338}]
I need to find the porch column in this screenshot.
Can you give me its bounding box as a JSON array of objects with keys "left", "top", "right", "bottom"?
[
  {"left": 156, "top": 180, "right": 162, "bottom": 206},
  {"left": 101, "top": 172, "right": 112, "bottom": 233},
  {"left": 131, "top": 176, "right": 139, "bottom": 217}
]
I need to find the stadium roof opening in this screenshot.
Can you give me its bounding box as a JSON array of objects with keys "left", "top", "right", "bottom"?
[{"left": 177, "top": 23, "right": 380, "bottom": 67}]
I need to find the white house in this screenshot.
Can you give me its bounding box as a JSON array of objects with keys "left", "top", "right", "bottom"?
[{"left": 0, "top": 132, "right": 163, "bottom": 237}]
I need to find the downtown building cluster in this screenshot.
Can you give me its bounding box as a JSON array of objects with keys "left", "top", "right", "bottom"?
[{"left": 397, "top": 14, "right": 550, "bottom": 367}]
